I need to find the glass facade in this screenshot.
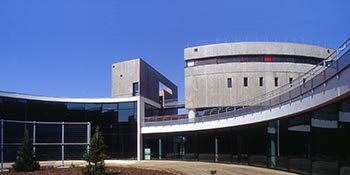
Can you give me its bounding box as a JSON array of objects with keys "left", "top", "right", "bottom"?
[
  {"left": 143, "top": 97, "right": 350, "bottom": 175},
  {"left": 186, "top": 55, "right": 322, "bottom": 67},
  {"left": 0, "top": 96, "right": 137, "bottom": 159}
]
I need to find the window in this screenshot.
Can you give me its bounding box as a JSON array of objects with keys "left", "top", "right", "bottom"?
[
  {"left": 132, "top": 82, "right": 139, "bottom": 96},
  {"left": 263, "top": 55, "right": 273, "bottom": 62},
  {"left": 303, "top": 78, "right": 306, "bottom": 87},
  {"left": 244, "top": 77, "right": 248, "bottom": 87},
  {"left": 259, "top": 77, "right": 263, "bottom": 87},
  {"left": 194, "top": 48, "right": 198, "bottom": 52},
  {"left": 289, "top": 77, "right": 293, "bottom": 87},
  {"left": 187, "top": 60, "right": 195, "bottom": 67},
  {"left": 274, "top": 77, "right": 278, "bottom": 87},
  {"left": 227, "top": 78, "right": 232, "bottom": 88}
]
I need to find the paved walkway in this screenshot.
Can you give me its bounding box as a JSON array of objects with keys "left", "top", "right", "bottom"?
[
  {"left": 1, "top": 160, "right": 296, "bottom": 175},
  {"left": 105, "top": 160, "right": 296, "bottom": 175}
]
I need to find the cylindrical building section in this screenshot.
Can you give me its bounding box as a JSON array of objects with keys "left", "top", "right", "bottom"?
[{"left": 184, "top": 42, "right": 334, "bottom": 112}]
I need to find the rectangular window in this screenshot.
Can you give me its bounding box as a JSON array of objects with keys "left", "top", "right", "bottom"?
[
  {"left": 274, "top": 77, "right": 278, "bottom": 87},
  {"left": 244, "top": 77, "right": 248, "bottom": 87},
  {"left": 187, "top": 60, "right": 195, "bottom": 67},
  {"left": 289, "top": 77, "right": 293, "bottom": 87},
  {"left": 259, "top": 77, "right": 263, "bottom": 87},
  {"left": 227, "top": 78, "right": 232, "bottom": 88},
  {"left": 132, "top": 82, "right": 139, "bottom": 96}
]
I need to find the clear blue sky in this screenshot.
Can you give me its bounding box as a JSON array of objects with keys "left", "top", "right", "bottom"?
[{"left": 0, "top": 0, "right": 349, "bottom": 101}]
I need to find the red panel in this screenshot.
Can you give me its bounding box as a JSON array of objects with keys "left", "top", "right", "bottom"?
[{"left": 264, "top": 55, "right": 273, "bottom": 62}]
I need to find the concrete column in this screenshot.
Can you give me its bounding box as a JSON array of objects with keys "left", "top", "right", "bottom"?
[
  {"left": 188, "top": 109, "right": 196, "bottom": 119},
  {"left": 137, "top": 97, "right": 144, "bottom": 161}
]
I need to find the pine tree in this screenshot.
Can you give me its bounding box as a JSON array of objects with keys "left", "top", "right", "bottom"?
[
  {"left": 12, "top": 130, "right": 40, "bottom": 172},
  {"left": 82, "top": 126, "right": 109, "bottom": 175}
]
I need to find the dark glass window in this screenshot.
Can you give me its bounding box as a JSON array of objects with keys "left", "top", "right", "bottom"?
[
  {"left": 27, "top": 101, "right": 66, "bottom": 122},
  {"left": 227, "top": 78, "right": 232, "bottom": 88},
  {"left": 219, "top": 56, "right": 241, "bottom": 63},
  {"left": 198, "top": 130, "right": 214, "bottom": 162},
  {"left": 195, "top": 58, "right": 216, "bottom": 66},
  {"left": 339, "top": 99, "right": 350, "bottom": 163},
  {"left": 145, "top": 103, "right": 160, "bottom": 117},
  {"left": 244, "top": 77, "right": 248, "bottom": 87},
  {"left": 259, "top": 77, "right": 263, "bottom": 87},
  {"left": 274, "top": 77, "right": 278, "bottom": 87},
  {"left": 288, "top": 113, "right": 311, "bottom": 174},
  {"left": 85, "top": 103, "right": 102, "bottom": 124},
  {"left": 2, "top": 98, "right": 27, "bottom": 120},
  {"left": 183, "top": 132, "right": 198, "bottom": 161},
  {"left": 0, "top": 97, "right": 3, "bottom": 116},
  {"left": 132, "top": 82, "right": 139, "bottom": 96},
  {"left": 66, "top": 103, "right": 86, "bottom": 121},
  {"left": 102, "top": 103, "right": 118, "bottom": 125},
  {"left": 289, "top": 77, "right": 293, "bottom": 87},
  {"left": 119, "top": 102, "right": 136, "bottom": 122},
  {"left": 217, "top": 128, "right": 232, "bottom": 163},
  {"left": 187, "top": 55, "right": 322, "bottom": 67}
]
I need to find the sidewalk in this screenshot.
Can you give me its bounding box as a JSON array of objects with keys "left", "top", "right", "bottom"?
[
  {"left": 106, "top": 160, "right": 296, "bottom": 175},
  {"left": 1, "top": 160, "right": 296, "bottom": 175}
]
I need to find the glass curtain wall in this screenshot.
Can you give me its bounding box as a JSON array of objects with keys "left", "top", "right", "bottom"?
[
  {"left": 143, "top": 97, "right": 350, "bottom": 175},
  {"left": 0, "top": 96, "right": 137, "bottom": 159}
]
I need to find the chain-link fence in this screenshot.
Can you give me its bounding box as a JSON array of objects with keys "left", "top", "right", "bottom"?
[{"left": 0, "top": 119, "right": 91, "bottom": 170}]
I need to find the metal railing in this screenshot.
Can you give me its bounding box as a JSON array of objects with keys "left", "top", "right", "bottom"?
[
  {"left": 144, "top": 114, "right": 188, "bottom": 123},
  {"left": 144, "top": 38, "right": 350, "bottom": 127},
  {"left": 0, "top": 119, "right": 91, "bottom": 170}
]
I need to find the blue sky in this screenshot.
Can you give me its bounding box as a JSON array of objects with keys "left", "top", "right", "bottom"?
[{"left": 0, "top": 0, "right": 349, "bottom": 101}]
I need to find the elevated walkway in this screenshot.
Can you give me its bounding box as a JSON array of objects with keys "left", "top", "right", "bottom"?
[{"left": 142, "top": 38, "right": 350, "bottom": 133}]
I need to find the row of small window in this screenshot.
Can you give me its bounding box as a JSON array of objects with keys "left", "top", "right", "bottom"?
[
  {"left": 227, "top": 77, "right": 295, "bottom": 88},
  {"left": 186, "top": 55, "right": 322, "bottom": 67}
]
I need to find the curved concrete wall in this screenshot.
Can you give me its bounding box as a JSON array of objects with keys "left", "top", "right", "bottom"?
[
  {"left": 185, "top": 62, "right": 315, "bottom": 108},
  {"left": 184, "top": 42, "right": 334, "bottom": 109},
  {"left": 185, "top": 42, "right": 333, "bottom": 60}
]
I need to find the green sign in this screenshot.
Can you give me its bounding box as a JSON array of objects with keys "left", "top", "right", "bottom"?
[{"left": 144, "top": 148, "right": 151, "bottom": 160}]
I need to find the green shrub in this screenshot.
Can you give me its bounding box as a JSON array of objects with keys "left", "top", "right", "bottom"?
[
  {"left": 12, "top": 130, "right": 40, "bottom": 172},
  {"left": 81, "top": 126, "right": 109, "bottom": 175}
]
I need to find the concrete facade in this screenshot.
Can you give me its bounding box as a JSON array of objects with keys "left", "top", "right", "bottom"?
[
  {"left": 185, "top": 42, "right": 333, "bottom": 60},
  {"left": 184, "top": 42, "right": 334, "bottom": 110},
  {"left": 112, "top": 58, "right": 178, "bottom": 105}
]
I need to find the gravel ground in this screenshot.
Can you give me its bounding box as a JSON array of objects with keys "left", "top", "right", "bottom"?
[{"left": 0, "top": 167, "right": 179, "bottom": 175}]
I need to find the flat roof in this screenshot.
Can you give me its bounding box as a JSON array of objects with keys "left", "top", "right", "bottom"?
[
  {"left": 0, "top": 90, "right": 138, "bottom": 103},
  {"left": 185, "top": 42, "right": 334, "bottom": 60}
]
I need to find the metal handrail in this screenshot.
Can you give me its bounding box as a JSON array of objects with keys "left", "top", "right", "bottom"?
[{"left": 143, "top": 38, "right": 350, "bottom": 127}]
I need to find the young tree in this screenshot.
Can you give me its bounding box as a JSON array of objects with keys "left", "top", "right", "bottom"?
[
  {"left": 12, "top": 130, "right": 40, "bottom": 172},
  {"left": 82, "top": 126, "right": 109, "bottom": 175}
]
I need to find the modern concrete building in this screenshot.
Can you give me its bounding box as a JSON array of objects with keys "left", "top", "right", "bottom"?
[
  {"left": 111, "top": 58, "right": 178, "bottom": 104},
  {"left": 184, "top": 42, "right": 334, "bottom": 118},
  {"left": 1, "top": 40, "right": 350, "bottom": 175}
]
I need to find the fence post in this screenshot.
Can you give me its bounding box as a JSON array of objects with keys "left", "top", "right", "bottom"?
[
  {"left": 87, "top": 122, "right": 91, "bottom": 152},
  {"left": 61, "top": 122, "right": 64, "bottom": 167},
  {"left": 1, "top": 119, "right": 3, "bottom": 171},
  {"left": 33, "top": 121, "right": 36, "bottom": 157}
]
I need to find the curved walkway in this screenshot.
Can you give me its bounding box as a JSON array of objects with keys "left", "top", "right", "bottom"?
[
  {"left": 1, "top": 160, "right": 296, "bottom": 175},
  {"left": 104, "top": 160, "right": 296, "bottom": 175}
]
